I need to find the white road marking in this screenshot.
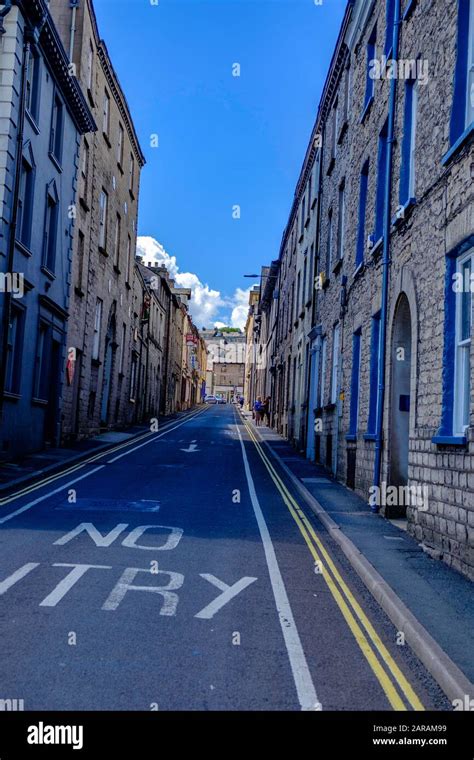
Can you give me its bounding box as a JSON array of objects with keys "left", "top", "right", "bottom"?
[
  {"left": 235, "top": 421, "right": 322, "bottom": 712},
  {"left": 0, "top": 467, "right": 105, "bottom": 525},
  {"left": 0, "top": 563, "right": 40, "bottom": 595},
  {"left": 102, "top": 567, "right": 184, "bottom": 614},
  {"left": 0, "top": 410, "right": 207, "bottom": 524},
  {"left": 180, "top": 440, "right": 199, "bottom": 453},
  {"left": 122, "top": 525, "right": 183, "bottom": 551},
  {"left": 39, "top": 563, "right": 112, "bottom": 607},
  {"left": 194, "top": 573, "right": 257, "bottom": 619},
  {"left": 54, "top": 522, "right": 129, "bottom": 547}
]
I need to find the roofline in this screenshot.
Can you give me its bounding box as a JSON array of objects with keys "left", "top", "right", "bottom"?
[
  {"left": 16, "top": 0, "right": 96, "bottom": 135},
  {"left": 86, "top": 0, "right": 146, "bottom": 166}
]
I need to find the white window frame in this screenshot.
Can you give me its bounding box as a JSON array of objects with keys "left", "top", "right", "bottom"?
[
  {"left": 408, "top": 80, "right": 418, "bottom": 199},
  {"left": 454, "top": 250, "right": 473, "bottom": 436},
  {"left": 87, "top": 41, "right": 94, "bottom": 92},
  {"left": 118, "top": 123, "right": 124, "bottom": 166},
  {"left": 99, "top": 190, "right": 108, "bottom": 249},
  {"left": 103, "top": 90, "right": 110, "bottom": 136}
]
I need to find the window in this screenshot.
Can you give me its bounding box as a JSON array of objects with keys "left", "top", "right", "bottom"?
[
  {"left": 103, "top": 90, "right": 110, "bottom": 136},
  {"left": 302, "top": 255, "right": 307, "bottom": 307},
  {"left": 50, "top": 93, "right": 64, "bottom": 163},
  {"left": 130, "top": 354, "right": 138, "bottom": 401},
  {"left": 367, "top": 312, "right": 381, "bottom": 435},
  {"left": 86, "top": 40, "right": 94, "bottom": 93},
  {"left": 81, "top": 139, "right": 89, "bottom": 201},
  {"left": 43, "top": 181, "right": 59, "bottom": 272},
  {"left": 332, "top": 97, "right": 338, "bottom": 157},
  {"left": 126, "top": 234, "right": 132, "bottom": 283},
  {"left": 296, "top": 271, "right": 301, "bottom": 317},
  {"left": 447, "top": 0, "right": 474, "bottom": 152},
  {"left": 34, "top": 323, "right": 49, "bottom": 400},
  {"left": 356, "top": 161, "right": 369, "bottom": 268},
  {"left": 98, "top": 189, "right": 108, "bottom": 250},
  {"left": 25, "top": 48, "right": 40, "bottom": 121},
  {"left": 300, "top": 195, "right": 306, "bottom": 234},
  {"left": 92, "top": 298, "right": 103, "bottom": 360},
  {"left": 308, "top": 243, "right": 315, "bottom": 302},
  {"left": 364, "top": 25, "right": 377, "bottom": 113},
  {"left": 77, "top": 229, "right": 85, "bottom": 290},
  {"left": 318, "top": 336, "right": 327, "bottom": 408},
  {"left": 375, "top": 120, "right": 388, "bottom": 242},
  {"left": 326, "top": 210, "right": 333, "bottom": 273},
  {"left": 337, "top": 181, "right": 345, "bottom": 261},
  {"left": 129, "top": 154, "right": 135, "bottom": 195},
  {"left": 113, "top": 213, "right": 121, "bottom": 268},
  {"left": 400, "top": 79, "right": 418, "bottom": 204},
  {"left": 330, "top": 323, "right": 340, "bottom": 405},
  {"left": 5, "top": 305, "right": 25, "bottom": 395},
  {"left": 343, "top": 62, "right": 351, "bottom": 123},
  {"left": 348, "top": 329, "right": 362, "bottom": 437},
  {"left": 385, "top": 0, "right": 395, "bottom": 56},
  {"left": 454, "top": 253, "right": 472, "bottom": 435},
  {"left": 117, "top": 123, "right": 124, "bottom": 167},
  {"left": 17, "top": 150, "right": 35, "bottom": 248},
  {"left": 307, "top": 172, "right": 312, "bottom": 211},
  {"left": 119, "top": 323, "right": 127, "bottom": 375}
]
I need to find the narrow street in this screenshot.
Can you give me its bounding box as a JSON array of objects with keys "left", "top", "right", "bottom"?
[{"left": 0, "top": 405, "right": 450, "bottom": 711}]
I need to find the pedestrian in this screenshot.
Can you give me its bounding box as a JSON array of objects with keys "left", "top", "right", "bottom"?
[
  {"left": 262, "top": 396, "right": 271, "bottom": 426},
  {"left": 239, "top": 395, "right": 244, "bottom": 409},
  {"left": 253, "top": 396, "right": 263, "bottom": 426}
]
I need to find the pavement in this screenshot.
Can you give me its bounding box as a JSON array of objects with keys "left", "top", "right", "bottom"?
[
  {"left": 0, "top": 404, "right": 467, "bottom": 711},
  {"left": 242, "top": 410, "right": 474, "bottom": 703}
]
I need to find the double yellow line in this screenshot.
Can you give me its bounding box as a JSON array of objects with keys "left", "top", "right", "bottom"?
[
  {"left": 243, "top": 420, "right": 424, "bottom": 712},
  {"left": 0, "top": 405, "right": 208, "bottom": 508}
]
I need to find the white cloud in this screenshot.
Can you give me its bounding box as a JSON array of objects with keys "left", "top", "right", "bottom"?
[{"left": 137, "top": 236, "right": 225, "bottom": 329}]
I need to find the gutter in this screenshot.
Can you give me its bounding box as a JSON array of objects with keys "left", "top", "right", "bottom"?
[{"left": 372, "top": 0, "right": 402, "bottom": 508}]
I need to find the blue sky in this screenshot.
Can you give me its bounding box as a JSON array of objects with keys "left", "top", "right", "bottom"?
[{"left": 94, "top": 0, "right": 347, "bottom": 328}]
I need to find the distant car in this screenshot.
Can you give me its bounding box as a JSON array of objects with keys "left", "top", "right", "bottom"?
[
  {"left": 216, "top": 396, "right": 226, "bottom": 404},
  {"left": 205, "top": 395, "right": 218, "bottom": 404}
]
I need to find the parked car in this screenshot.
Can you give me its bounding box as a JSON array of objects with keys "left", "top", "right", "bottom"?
[{"left": 205, "top": 395, "right": 218, "bottom": 404}]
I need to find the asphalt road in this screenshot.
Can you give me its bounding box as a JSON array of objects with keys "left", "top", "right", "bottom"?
[{"left": 0, "top": 405, "right": 451, "bottom": 711}]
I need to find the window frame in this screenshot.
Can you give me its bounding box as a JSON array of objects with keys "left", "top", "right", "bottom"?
[{"left": 453, "top": 250, "right": 473, "bottom": 436}]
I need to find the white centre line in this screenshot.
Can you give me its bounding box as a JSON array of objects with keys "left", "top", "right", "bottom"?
[{"left": 235, "top": 420, "right": 322, "bottom": 711}]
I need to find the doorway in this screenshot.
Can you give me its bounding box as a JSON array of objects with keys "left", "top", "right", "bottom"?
[{"left": 388, "top": 294, "right": 412, "bottom": 517}]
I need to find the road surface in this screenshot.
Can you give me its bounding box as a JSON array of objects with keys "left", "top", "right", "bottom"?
[{"left": 0, "top": 405, "right": 451, "bottom": 711}]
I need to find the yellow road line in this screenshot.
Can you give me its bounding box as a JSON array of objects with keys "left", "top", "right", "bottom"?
[
  {"left": 0, "top": 406, "right": 208, "bottom": 507},
  {"left": 243, "top": 419, "right": 425, "bottom": 712}
]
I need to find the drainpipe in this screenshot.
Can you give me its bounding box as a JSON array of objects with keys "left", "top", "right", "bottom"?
[
  {"left": 69, "top": 1, "right": 79, "bottom": 63},
  {"left": 0, "top": 6, "right": 31, "bottom": 417},
  {"left": 372, "top": 0, "right": 402, "bottom": 510}
]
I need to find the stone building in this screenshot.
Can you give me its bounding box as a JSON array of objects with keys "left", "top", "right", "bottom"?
[
  {"left": 202, "top": 329, "right": 245, "bottom": 401},
  {"left": 248, "top": 0, "right": 474, "bottom": 580},
  {"left": 0, "top": 0, "right": 95, "bottom": 456},
  {"left": 48, "top": 0, "right": 145, "bottom": 440}
]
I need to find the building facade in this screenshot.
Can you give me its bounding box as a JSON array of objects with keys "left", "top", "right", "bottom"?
[
  {"left": 247, "top": 0, "right": 474, "bottom": 580},
  {"left": 0, "top": 0, "right": 95, "bottom": 456},
  {"left": 49, "top": 0, "right": 146, "bottom": 441}
]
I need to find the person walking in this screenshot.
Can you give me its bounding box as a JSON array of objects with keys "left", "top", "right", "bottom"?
[
  {"left": 253, "top": 396, "right": 263, "bottom": 426},
  {"left": 262, "top": 396, "right": 271, "bottom": 426}
]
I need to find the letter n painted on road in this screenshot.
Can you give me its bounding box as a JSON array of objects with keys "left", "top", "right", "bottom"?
[
  {"left": 102, "top": 567, "right": 184, "bottom": 614},
  {"left": 53, "top": 523, "right": 129, "bottom": 547}
]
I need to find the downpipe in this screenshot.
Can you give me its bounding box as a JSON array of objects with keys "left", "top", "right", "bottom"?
[{"left": 372, "top": 0, "right": 402, "bottom": 511}]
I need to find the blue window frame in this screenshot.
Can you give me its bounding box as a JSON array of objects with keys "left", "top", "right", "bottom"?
[
  {"left": 366, "top": 311, "right": 381, "bottom": 437},
  {"left": 399, "top": 78, "right": 418, "bottom": 205},
  {"left": 444, "top": 0, "right": 474, "bottom": 162},
  {"left": 363, "top": 25, "right": 377, "bottom": 116},
  {"left": 347, "top": 329, "right": 362, "bottom": 439},
  {"left": 356, "top": 160, "right": 369, "bottom": 268},
  {"left": 433, "top": 235, "right": 474, "bottom": 445},
  {"left": 374, "top": 121, "right": 388, "bottom": 242}
]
